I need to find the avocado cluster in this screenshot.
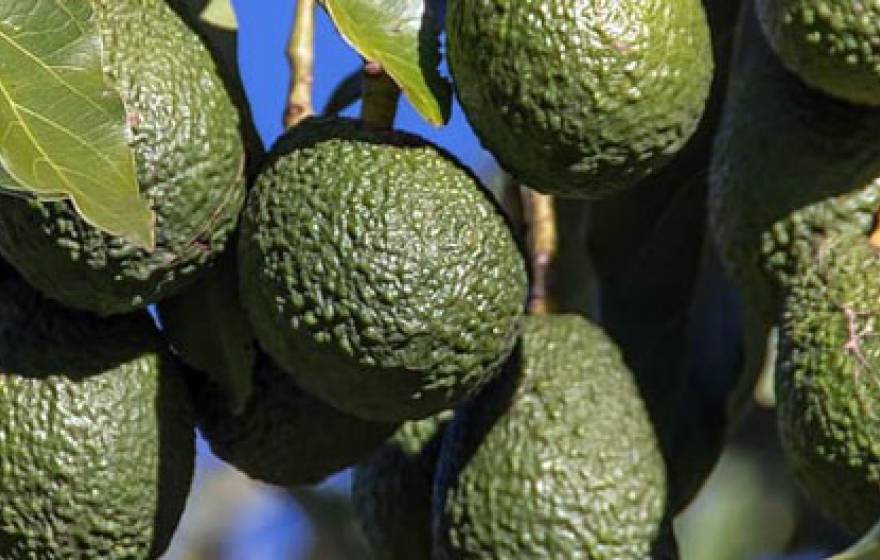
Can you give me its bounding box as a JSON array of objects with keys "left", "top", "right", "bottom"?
[{"left": 710, "top": 3, "right": 880, "bottom": 535}]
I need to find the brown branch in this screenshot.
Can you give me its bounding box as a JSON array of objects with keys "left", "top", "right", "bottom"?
[
  {"left": 284, "top": 0, "right": 316, "bottom": 129},
  {"left": 871, "top": 213, "right": 880, "bottom": 248},
  {"left": 522, "top": 188, "right": 558, "bottom": 315},
  {"left": 360, "top": 61, "right": 401, "bottom": 129}
]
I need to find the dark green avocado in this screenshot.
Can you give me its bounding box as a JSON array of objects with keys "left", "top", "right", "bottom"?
[
  {"left": 238, "top": 116, "right": 527, "bottom": 422},
  {"left": 433, "top": 315, "right": 667, "bottom": 559},
  {"left": 756, "top": 0, "right": 880, "bottom": 106},
  {"left": 708, "top": 5, "right": 880, "bottom": 414},
  {"left": 353, "top": 412, "right": 452, "bottom": 560},
  {"left": 776, "top": 234, "right": 880, "bottom": 535},
  {"left": 446, "top": 0, "right": 714, "bottom": 198},
  {"left": 0, "top": 276, "right": 195, "bottom": 559},
  {"left": 0, "top": 0, "right": 246, "bottom": 316},
  {"left": 191, "top": 352, "right": 398, "bottom": 487}
]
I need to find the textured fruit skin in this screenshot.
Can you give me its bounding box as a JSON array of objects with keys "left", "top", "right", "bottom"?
[
  {"left": 353, "top": 412, "right": 452, "bottom": 560},
  {"left": 756, "top": 0, "right": 880, "bottom": 106},
  {"left": 445, "top": 0, "right": 713, "bottom": 198},
  {"left": 776, "top": 236, "right": 880, "bottom": 534},
  {"left": 192, "top": 353, "right": 397, "bottom": 486},
  {"left": 709, "top": 6, "right": 880, "bottom": 350},
  {"left": 0, "top": 277, "right": 195, "bottom": 559},
  {"left": 0, "top": 0, "right": 245, "bottom": 316},
  {"left": 238, "top": 116, "right": 527, "bottom": 422},
  {"left": 433, "top": 315, "right": 666, "bottom": 560}
]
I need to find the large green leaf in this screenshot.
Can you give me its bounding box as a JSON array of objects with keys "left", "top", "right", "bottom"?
[
  {"left": 0, "top": 0, "right": 154, "bottom": 249},
  {"left": 320, "top": 0, "right": 451, "bottom": 126}
]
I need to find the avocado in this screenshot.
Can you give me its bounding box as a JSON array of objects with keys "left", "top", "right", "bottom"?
[
  {"left": 159, "top": 246, "right": 256, "bottom": 414},
  {"left": 756, "top": 0, "right": 880, "bottom": 106},
  {"left": 776, "top": 234, "right": 880, "bottom": 534},
  {"left": 0, "top": 0, "right": 246, "bottom": 316},
  {"left": 238, "top": 116, "right": 527, "bottom": 422},
  {"left": 432, "top": 315, "right": 667, "bottom": 559},
  {"left": 191, "top": 352, "right": 398, "bottom": 487},
  {"left": 709, "top": 4, "right": 880, "bottom": 406},
  {"left": 353, "top": 412, "right": 452, "bottom": 560},
  {"left": 445, "top": 0, "right": 714, "bottom": 198},
  {"left": 0, "top": 276, "right": 195, "bottom": 559}
]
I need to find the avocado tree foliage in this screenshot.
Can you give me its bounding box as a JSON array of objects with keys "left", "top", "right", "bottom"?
[{"left": 1, "top": 0, "right": 880, "bottom": 558}]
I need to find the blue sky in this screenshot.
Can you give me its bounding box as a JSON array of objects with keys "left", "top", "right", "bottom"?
[{"left": 233, "top": 0, "right": 495, "bottom": 177}]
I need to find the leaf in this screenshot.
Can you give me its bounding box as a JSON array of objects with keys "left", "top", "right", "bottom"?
[
  {"left": 320, "top": 0, "right": 451, "bottom": 126},
  {"left": 200, "top": 0, "right": 237, "bottom": 31},
  {"left": 323, "top": 69, "right": 363, "bottom": 116},
  {"left": 833, "top": 518, "right": 880, "bottom": 560},
  {"left": 0, "top": 0, "right": 154, "bottom": 249}
]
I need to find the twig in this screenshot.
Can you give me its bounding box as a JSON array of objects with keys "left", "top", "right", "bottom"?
[
  {"left": 521, "top": 188, "right": 558, "bottom": 315},
  {"left": 284, "top": 0, "right": 316, "bottom": 129},
  {"left": 360, "top": 61, "right": 401, "bottom": 129}
]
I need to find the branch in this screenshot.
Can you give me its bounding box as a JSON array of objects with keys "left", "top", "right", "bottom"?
[
  {"left": 521, "top": 188, "right": 558, "bottom": 315},
  {"left": 360, "top": 61, "right": 401, "bottom": 129},
  {"left": 284, "top": 0, "right": 316, "bottom": 129}
]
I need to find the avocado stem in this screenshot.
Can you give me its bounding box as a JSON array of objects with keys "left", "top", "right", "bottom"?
[
  {"left": 284, "top": 0, "right": 315, "bottom": 129},
  {"left": 522, "top": 189, "right": 558, "bottom": 315},
  {"left": 360, "top": 62, "right": 401, "bottom": 129}
]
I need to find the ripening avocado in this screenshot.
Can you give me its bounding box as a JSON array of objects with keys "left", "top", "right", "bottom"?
[
  {"left": 0, "top": 0, "right": 246, "bottom": 316},
  {"left": 0, "top": 275, "right": 195, "bottom": 559},
  {"left": 191, "top": 352, "right": 398, "bottom": 487},
  {"left": 238, "top": 116, "right": 527, "bottom": 422},
  {"left": 353, "top": 412, "right": 452, "bottom": 560},
  {"left": 776, "top": 235, "right": 880, "bottom": 534},
  {"left": 445, "top": 0, "right": 714, "bottom": 198},
  {"left": 432, "top": 315, "right": 667, "bottom": 559},
  {"left": 756, "top": 0, "right": 880, "bottom": 106},
  {"left": 708, "top": 5, "right": 880, "bottom": 407}
]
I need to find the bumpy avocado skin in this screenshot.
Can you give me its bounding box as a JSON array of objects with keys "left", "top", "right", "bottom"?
[
  {"left": 433, "top": 315, "right": 666, "bottom": 560},
  {"left": 0, "top": 277, "right": 195, "bottom": 559},
  {"left": 709, "top": 4, "right": 880, "bottom": 385},
  {"left": 0, "top": 0, "right": 245, "bottom": 316},
  {"left": 445, "top": 0, "right": 713, "bottom": 198},
  {"left": 238, "top": 116, "right": 526, "bottom": 422},
  {"left": 353, "top": 412, "right": 452, "bottom": 560},
  {"left": 776, "top": 236, "right": 880, "bottom": 534},
  {"left": 756, "top": 0, "right": 880, "bottom": 106},
  {"left": 192, "top": 354, "right": 397, "bottom": 487}
]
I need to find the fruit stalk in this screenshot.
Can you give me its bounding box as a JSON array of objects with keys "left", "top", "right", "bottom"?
[
  {"left": 360, "top": 62, "right": 401, "bottom": 129},
  {"left": 522, "top": 188, "right": 558, "bottom": 315},
  {"left": 284, "top": 0, "right": 315, "bottom": 129}
]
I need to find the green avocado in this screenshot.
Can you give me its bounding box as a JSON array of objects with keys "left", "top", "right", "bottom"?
[
  {"left": 433, "top": 315, "right": 667, "bottom": 559},
  {"left": 0, "top": 0, "right": 246, "bottom": 316},
  {"left": 0, "top": 276, "right": 195, "bottom": 559},
  {"left": 238, "top": 116, "right": 527, "bottom": 422},
  {"left": 709, "top": 5, "right": 880, "bottom": 401},
  {"left": 445, "top": 0, "right": 713, "bottom": 198},
  {"left": 756, "top": 0, "right": 880, "bottom": 106},
  {"left": 191, "top": 353, "right": 398, "bottom": 487},
  {"left": 353, "top": 412, "right": 452, "bottom": 560},
  {"left": 776, "top": 235, "right": 880, "bottom": 534}
]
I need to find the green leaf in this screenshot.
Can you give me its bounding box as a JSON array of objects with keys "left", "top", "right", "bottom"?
[
  {"left": 0, "top": 0, "right": 154, "bottom": 249},
  {"left": 833, "top": 518, "right": 880, "bottom": 560},
  {"left": 320, "top": 0, "right": 451, "bottom": 126},
  {"left": 200, "top": 0, "right": 238, "bottom": 31}
]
